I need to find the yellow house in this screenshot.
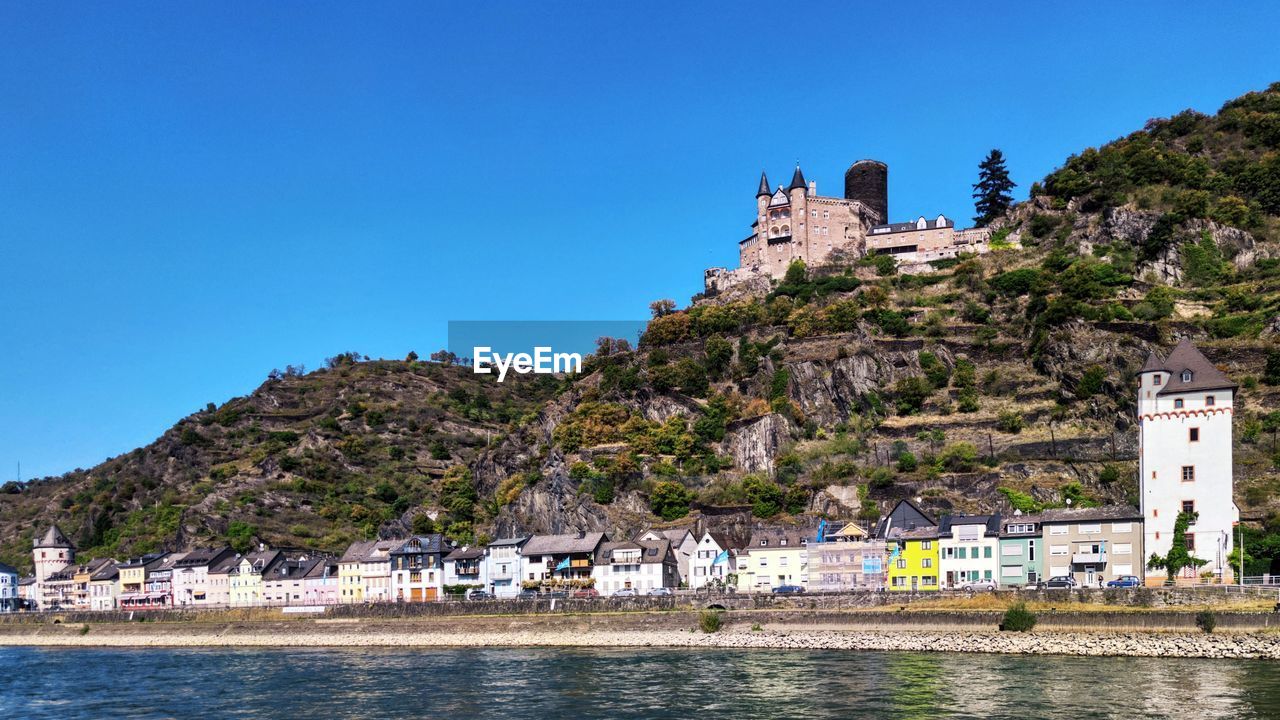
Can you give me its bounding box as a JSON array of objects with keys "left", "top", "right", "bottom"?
[
  {"left": 887, "top": 526, "right": 940, "bottom": 592},
  {"left": 734, "top": 530, "right": 810, "bottom": 592},
  {"left": 229, "top": 550, "right": 279, "bottom": 607},
  {"left": 338, "top": 541, "right": 371, "bottom": 604}
]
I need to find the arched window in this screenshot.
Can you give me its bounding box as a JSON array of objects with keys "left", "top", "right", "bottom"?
[
  {"left": 781, "top": 225, "right": 790, "bottom": 234},
  {"left": 770, "top": 226, "right": 779, "bottom": 237}
]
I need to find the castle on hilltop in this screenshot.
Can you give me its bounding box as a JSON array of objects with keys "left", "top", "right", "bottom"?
[{"left": 705, "top": 159, "right": 993, "bottom": 294}]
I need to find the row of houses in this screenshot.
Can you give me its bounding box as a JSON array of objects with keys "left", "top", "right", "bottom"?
[{"left": 11, "top": 525, "right": 692, "bottom": 611}]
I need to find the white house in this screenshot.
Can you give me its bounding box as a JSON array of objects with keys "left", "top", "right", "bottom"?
[
  {"left": 938, "top": 514, "right": 1001, "bottom": 588},
  {"left": 303, "top": 558, "right": 340, "bottom": 605},
  {"left": 1138, "top": 339, "right": 1239, "bottom": 580},
  {"left": 0, "top": 562, "right": 18, "bottom": 612},
  {"left": 444, "top": 546, "right": 488, "bottom": 594},
  {"left": 688, "top": 531, "right": 737, "bottom": 590},
  {"left": 521, "top": 532, "right": 608, "bottom": 588},
  {"left": 638, "top": 528, "right": 697, "bottom": 587},
  {"left": 170, "top": 547, "right": 237, "bottom": 607},
  {"left": 591, "top": 539, "right": 678, "bottom": 595},
  {"left": 88, "top": 561, "right": 119, "bottom": 611},
  {"left": 485, "top": 536, "right": 529, "bottom": 598}
]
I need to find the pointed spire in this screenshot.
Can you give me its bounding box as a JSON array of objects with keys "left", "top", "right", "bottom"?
[
  {"left": 1139, "top": 351, "right": 1164, "bottom": 374},
  {"left": 756, "top": 171, "right": 771, "bottom": 197},
  {"left": 788, "top": 164, "right": 807, "bottom": 191},
  {"left": 34, "top": 524, "right": 73, "bottom": 549}
]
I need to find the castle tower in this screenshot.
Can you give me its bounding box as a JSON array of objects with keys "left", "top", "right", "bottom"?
[
  {"left": 844, "top": 159, "right": 888, "bottom": 225},
  {"left": 787, "top": 165, "right": 808, "bottom": 263},
  {"left": 1137, "top": 340, "right": 1238, "bottom": 581},
  {"left": 33, "top": 524, "right": 75, "bottom": 608}
]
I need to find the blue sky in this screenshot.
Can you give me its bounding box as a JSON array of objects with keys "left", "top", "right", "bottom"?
[{"left": 2, "top": 2, "right": 1278, "bottom": 480}]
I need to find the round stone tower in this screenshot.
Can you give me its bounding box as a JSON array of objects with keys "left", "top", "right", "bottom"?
[
  {"left": 844, "top": 159, "right": 888, "bottom": 224},
  {"left": 33, "top": 524, "right": 74, "bottom": 582}
]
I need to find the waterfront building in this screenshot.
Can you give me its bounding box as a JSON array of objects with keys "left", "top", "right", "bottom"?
[
  {"left": 337, "top": 539, "right": 399, "bottom": 603},
  {"left": 0, "top": 561, "right": 18, "bottom": 612},
  {"left": 171, "top": 547, "right": 237, "bottom": 607},
  {"left": 262, "top": 555, "right": 324, "bottom": 606},
  {"left": 68, "top": 558, "right": 114, "bottom": 610},
  {"left": 303, "top": 557, "right": 340, "bottom": 605},
  {"left": 41, "top": 565, "right": 77, "bottom": 610},
  {"left": 145, "top": 552, "right": 187, "bottom": 606},
  {"left": 886, "top": 525, "right": 940, "bottom": 592},
  {"left": 938, "top": 514, "right": 1002, "bottom": 588},
  {"left": 592, "top": 539, "right": 678, "bottom": 595},
  {"left": 1040, "top": 506, "right": 1144, "bottom": 587},
  {"left": 688, "top": 531, "right": 738, "bottom": 590},
  {"left": 117, "top": 553, "right": 170, "bottom": 609},
  {"left": 206, "top": 552, "right": 243, "bottom": 607},
  {"left": 1138, "top": 339, "right": 1239, "bottom": 581},
  {"left": 638, "top": 527, "right": 697, "bottom": 586},
  {"left": 521, "top": 532, "right": 608, "bottom": 588},
  {"left": 484, "top": 536, "right": 529, "bottom": 598},
  {"left": 998, "top": 512, "right": 1043, "bottom": 588},
  {"left": 89, "top": 561, "right": 120, "bottom": 611},
  {"left": 228, "top": 550, "right": 281, "bottom": 607},
  {"left": 734, "top": 530, "right": 809, "bottom": 592},
  {"left": 809, "top": 524, "right": 887, "bottom": 592},
  {"left": 444, "top": 546, "right": 487, "bottom": 594},
  {"left": 32, "top": 524, "right": 75, "bottom": 610},
  {"left": 390, "top": 535, "right": 452, "bottom": 602}
]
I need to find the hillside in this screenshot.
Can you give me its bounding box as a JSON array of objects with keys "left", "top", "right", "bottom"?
[{"left": 5, "top": 83, "right": 1280, "bottom": 576}]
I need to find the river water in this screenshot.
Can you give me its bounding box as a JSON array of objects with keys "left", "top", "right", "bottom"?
[{"left": 1, "top": 646, "right": 1277, "bottom": 719}]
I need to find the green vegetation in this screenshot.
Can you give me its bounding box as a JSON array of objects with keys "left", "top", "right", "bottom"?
[
  {"left": 1000, "top": 602, "right": 1037, "bottom": 632},
  {"left": 698, "top": 609, "right": 724, "bottom": 633}
]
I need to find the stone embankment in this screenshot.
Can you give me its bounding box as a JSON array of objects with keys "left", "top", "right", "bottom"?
[{"left": 2, "top": 612, "right": 1279, "bottom": 659}]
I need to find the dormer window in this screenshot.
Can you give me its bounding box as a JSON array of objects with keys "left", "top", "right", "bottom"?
[{"left": 1182, "top": 370, "right": 1193, "bottom": 382}]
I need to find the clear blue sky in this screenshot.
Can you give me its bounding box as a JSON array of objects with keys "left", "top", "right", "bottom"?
[{"left": 2, "top": 2, "right": 1278, "bottom": 480}]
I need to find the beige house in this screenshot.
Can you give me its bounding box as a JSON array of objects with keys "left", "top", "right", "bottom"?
[{"left": 1039, "top": 507, "right": 1145, "bottom": 586}]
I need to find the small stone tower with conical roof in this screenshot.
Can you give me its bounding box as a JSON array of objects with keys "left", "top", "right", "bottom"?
[{"left": 33, "top": 524, "right": 75, "bottom": 588}]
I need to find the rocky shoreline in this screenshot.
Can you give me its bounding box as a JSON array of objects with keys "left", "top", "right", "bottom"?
[{"left": 2, "top": 626, "right": 1278, "bottom": 660}]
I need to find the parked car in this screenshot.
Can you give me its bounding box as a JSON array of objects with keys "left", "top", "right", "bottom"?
[
  {"left": 647, "top": 587, "right": 673, "bottom": 596},
  {"left": 771, "top": 585, "right": 805, "bottom": 594},
  {"left": 959, "top": 579, "right": 997, "bottom": 592},
  {"left": 1106, "top": 575, "right": 1142, "bottom": 588},
  {"left": 517, "top": 589, "right": 540, "bottom": 600},
  {"left": 465, "top": 589, "right": 492, "bottom": 601},
  {"left": 1042, "top": 576, "right": 1078, "bottom": 589},
  {"left": 613, "top": 588, "right": 637, "bottom": 597},
  {"left": 546, "top": 590, "right": 568, "bottom": 599},
  {"left": 570, "top": 588, "right": 599, "bottom": 598}
]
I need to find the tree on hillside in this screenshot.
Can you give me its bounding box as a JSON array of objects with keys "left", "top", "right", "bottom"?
[
  {"left": 649, "top": 299, "right": 677, "bottom": 318},
  {"left": 973, "top": 149, "right": 1016, "bottom": 226}
]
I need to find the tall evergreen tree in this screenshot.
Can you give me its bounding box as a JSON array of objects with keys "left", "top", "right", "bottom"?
[{"left": 972, "top": 149, "right": 1016, "bottom": 226}]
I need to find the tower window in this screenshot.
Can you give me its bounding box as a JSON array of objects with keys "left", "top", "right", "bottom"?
[
  {"left": 1189, "top": 428, "right": 1199, "bottom": 442},
  {"left": 1154, "top": 375, "right": 1162, "bottom": 386},
  {"left": 1184, "top": 534, "right": 1195, "bottom": 551},
  {"left": 1174, "top": 399, "right": 1184, "bottom": 409},
  {"left": 1205, "top": 395, "right": 1215, "bottom": 406},
  {"left": 1182, "top": 500, "right": 1195, "bottom": 514},
  {"left": 1181, "top": 466, "right": 1195, "bottom": 482}
]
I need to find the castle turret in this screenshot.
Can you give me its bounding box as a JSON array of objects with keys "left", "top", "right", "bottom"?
[
  {"left": 787, "top": 165, "right": 808, "bottom": 242},
  {"left": 844, "top": 159, "right": 888, "bottom": 224},
  {"left": 756, "top": 171, "right": 771, "bottom": 198}
]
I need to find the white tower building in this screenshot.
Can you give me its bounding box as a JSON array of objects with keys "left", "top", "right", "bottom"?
[
  {"left": 32, "top": 524, "right": 75, "bottom": 609},
  {"left": 1137, "top": 340, "right": 1239, "bottom": 580}
]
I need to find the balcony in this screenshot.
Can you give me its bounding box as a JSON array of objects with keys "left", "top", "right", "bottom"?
[
  {"left": 1072, "top": 551, "right": 1107, "bottom": 565},
  {"left": 490, "top": 567, "right": 513, "bottom": 580}
]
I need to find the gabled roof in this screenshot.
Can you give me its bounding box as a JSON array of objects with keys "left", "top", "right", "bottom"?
[
  {"left": 34, "top": 525, "right": 74, "bottom": 549},
  {"left": 874, "top": 499, "right": 936, "bottom": 539},
  {"left": 392, "top": 534, "right": 450, "bottom": 556},
  {"left": 209, "top": 553, "right": 243, "bottom": 575},
  {"left": 747, "top": 530, "right": 808, "bottom": 549},
  {"left": 641, "top": 527, "right": 694, "bottom": 546},
  {"left": 597, "top": 539, "right": 673, "bottom": 565},
  {"left": 340, "top": 539, "right": 400, "bottom": 563},
  {"left": 523, "top": 532, "right": 608, "bottom": 556},
  {"left": 889, "top": 525, "right": 939, "bottom": 541},
  {"left": 89, "top": 561, "right": 120, "bottom": 581},
  {"left": 304, "top": 558, "right": 338, "bottom": 580},
  {"left": 757, "top": 171, "right": 771, "bottom": 197},
  {"left": 264, "top": 556, "right": 321, "bottom": 581},
  {"left": 828, "top": 522, "right": 868, "bottom": 539},
  {"left": 698, "top": 531, "right": 737, "bottom": 552},
  {"left": 445, "top": 547, "right": 485, "bottom": 561},
  {"left": 173, "top": 547, "right": 235, "bottom": 568},
  {"left": 1153, "top": 339, "right": 1237, "bottom": 396},
  {"left": 938, "top": 514, "right": 1002, "bottom": 537},
  {"left": 788, "top": 165, "right": 807, "bottom": 191},
  {"left": 486, "top": 536, "right": 530, "bottom": 549}
]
